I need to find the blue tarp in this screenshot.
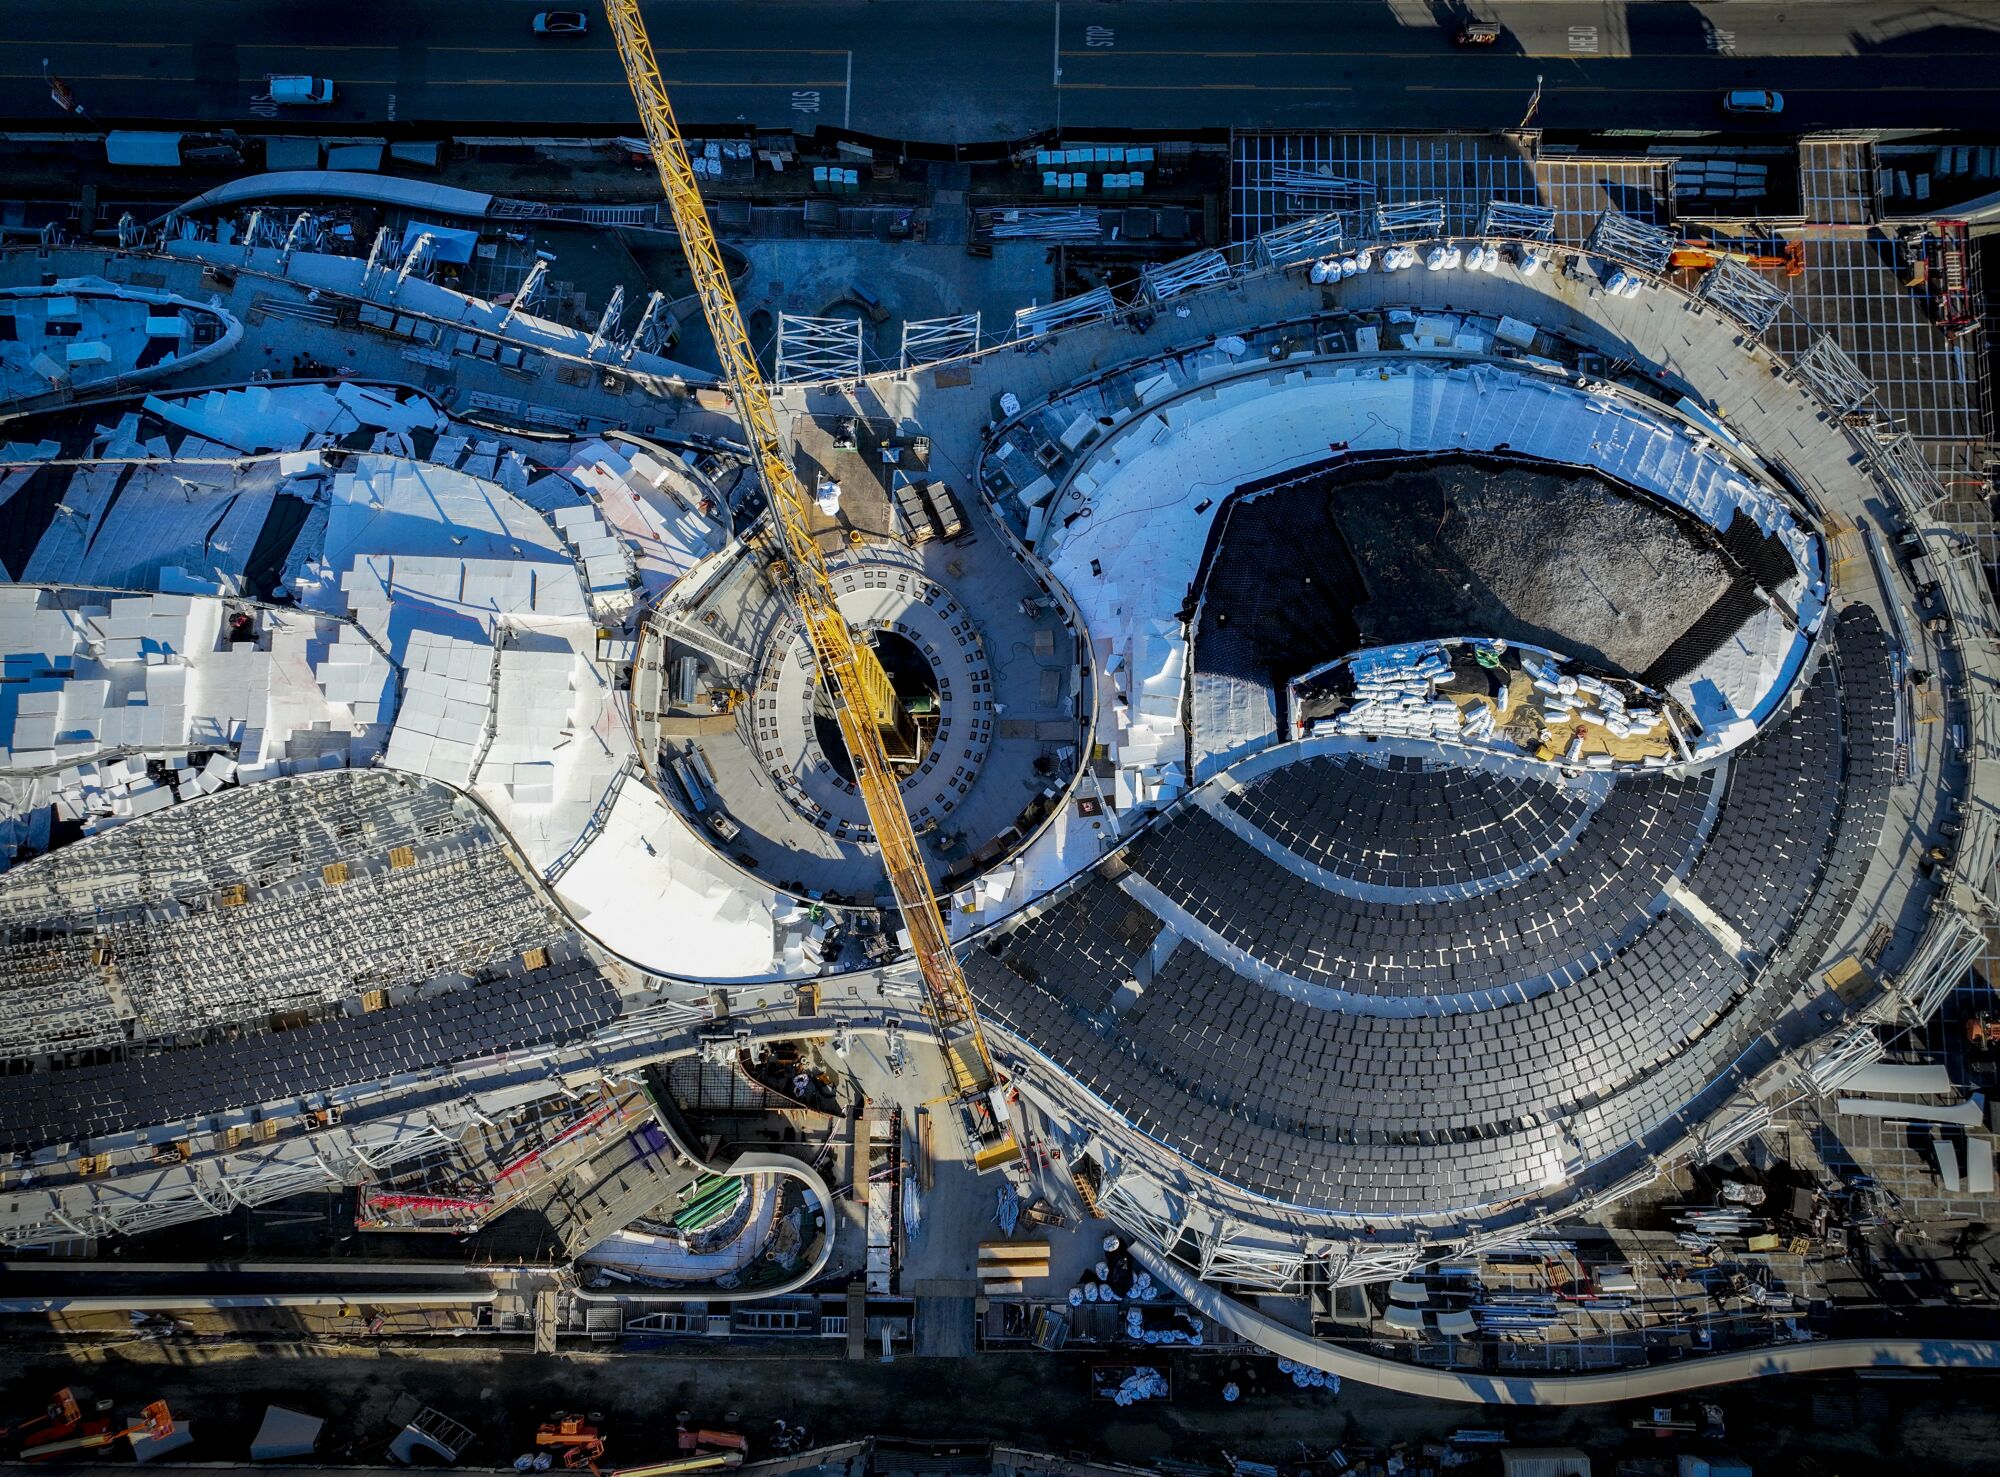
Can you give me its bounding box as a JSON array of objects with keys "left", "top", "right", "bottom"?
[{"left": 399, "top": 221, "right": 481, "bottom": 266}]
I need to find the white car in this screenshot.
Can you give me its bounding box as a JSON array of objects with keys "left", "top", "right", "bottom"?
[
  {"left": 1723, "top": 89, "right": 1783, "bottom": 114},
  {"left": 269, "top": 75, "right": 335, "bottom": 106},
  {"left": 533, "top": 11, "right": 589, "bottom": 34}
]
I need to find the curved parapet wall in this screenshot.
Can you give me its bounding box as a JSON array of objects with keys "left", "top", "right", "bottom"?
[
  {"left": 990, "top": 346, "right": 1825, "bottom": 817},
  {"left": 570, "top": 1148, "right": 838, "bottom": 1304},
  {"left": 1135, "top": 1241, "right": 2000, "bottom": 1405},
  {"left": 0, "top": 279, "right": 242, "bottom": 409}
]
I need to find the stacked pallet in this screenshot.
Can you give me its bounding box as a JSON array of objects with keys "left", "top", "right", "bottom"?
[{"left": 977, "top": 1239, "right": 1052, "bottom": 1295}]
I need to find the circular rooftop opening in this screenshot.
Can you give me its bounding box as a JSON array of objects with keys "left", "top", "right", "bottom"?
[{"left": 813, "top": 630, "right": 940, "bottom": 784}]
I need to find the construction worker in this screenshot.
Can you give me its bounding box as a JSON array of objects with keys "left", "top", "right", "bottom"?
[{"left": 1472, "top": 639, "right": 1510, "bottom": 713}]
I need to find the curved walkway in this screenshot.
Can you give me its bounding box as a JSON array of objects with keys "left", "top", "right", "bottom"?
[
  {"left": 1137, "top": 1244, "right": 2000, "bottom": 1405},
  {"left": 171, "top": 172, "right": 495, "bottom": 220}
]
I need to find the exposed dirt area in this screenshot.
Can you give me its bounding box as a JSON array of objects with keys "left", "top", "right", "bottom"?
[
  {"left": 1333, "top": 456, "right": 1737, "bottom": 678},
  {"left": 4, "top": 1344, "right": 1999, "bottom": 1475},
  {"left": 1192, "top": 455, "right": 1741, "bottom": 707}
]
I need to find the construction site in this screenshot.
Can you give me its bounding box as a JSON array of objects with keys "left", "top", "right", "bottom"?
[{"left": 3, "top": 3, "right": 2000, "bottom": 1475}]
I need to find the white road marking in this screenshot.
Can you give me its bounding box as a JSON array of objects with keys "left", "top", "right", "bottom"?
[{"left": 1569, "top": 26, "right": 1599, "bottom": 55}]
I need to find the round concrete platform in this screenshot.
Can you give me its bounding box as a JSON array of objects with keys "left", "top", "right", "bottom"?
[{"left": 750, "top": 554, "right": 995, "bottom": 843}]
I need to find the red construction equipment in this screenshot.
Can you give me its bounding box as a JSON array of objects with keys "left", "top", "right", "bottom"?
[
  {"left": 1930, "top": 220, "right": 1978, "bottom": 339},
  {"left": 22, "top": 1401, "right": 172, "bottom": 1461},
  {"left": 537, "top": 1415, "right": 606, "bottom": 1470},
  {"left": 676, "top": 1430, "right": 748, "bottom": 1455},
  {"left": 0, "top": 1391, "right": 85, "bottom": 1455}
]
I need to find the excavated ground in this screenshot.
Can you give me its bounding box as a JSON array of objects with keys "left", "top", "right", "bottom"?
[{"left": 1192, "top": 454, "right": 1742, "bottom": 705}]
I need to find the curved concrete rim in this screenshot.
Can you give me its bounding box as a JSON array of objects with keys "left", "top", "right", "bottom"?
[
  {"left": 169, "top": 171, "right": 495, "bottom": 221},
  {"left": 1134, "top": 1243, "right": 2000, "bottom": 1404},
  {"left": 569, "top": 1148, "right": 837, "bottom": 1304}
]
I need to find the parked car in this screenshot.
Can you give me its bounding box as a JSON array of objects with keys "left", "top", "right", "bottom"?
[
  {"left": 1723, "top": 89, "right": 1783, "bottom": 114},
  {"left": 1454, "top": 22, "right": 1502, "bottom": 46},
  {"left": 533, "top": 11, "right": 589, "bottom": 34},
  {"left": 268, "top": 75, "right": 335, "bottom": 106}
]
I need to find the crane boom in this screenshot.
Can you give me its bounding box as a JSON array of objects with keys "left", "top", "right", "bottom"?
[{"left": 602, "top": 0, "right": 1020, "bottom": 1171}]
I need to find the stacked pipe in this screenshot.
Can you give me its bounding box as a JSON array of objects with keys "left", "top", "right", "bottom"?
[
  {"left": 1524, "top": 654, "right": 1664, "bottom": 764},
  {"left": 1316, "top": 646, "right": 1460, "bottom": 740}
]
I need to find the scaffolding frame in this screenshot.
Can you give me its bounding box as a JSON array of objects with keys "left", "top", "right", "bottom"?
[
  {"left": 1870, "top": 425, "right": 1950, "bottom": 513},
  {"left": 1478, "top": 199, "right": 1557, "bottom": 242},
  {"left": 899, "top": 312, "right": 983, "bottom": 369},
  {"left": 1253, "top": 212, "right": 1345, "bottom": 268},
  {"left": 773, "top": 313, "right": 866, "bottom": 385},
  {"left": 1327, "top": 1240, "right": 1421, "bottom": 1288},
  {"left": 1695, "top": 258, "right": 1789, "bottom": 334},
  {"left": 1198, "top": 1227, "right": 1311, "bottom": 1293},
  {"left": 1894, "top": 907, "right": 1985, "bottom": 1023},
  {"left": 1587, "top": 209, "right": 1676, "bottom": 274},
  {"left": 1014, "top": 287, "right": 1117, "bottom": 339},
  {"left": 1793, "top": 333, "right": 1876, "bottom": 413},
  {"left": 1142, "top": 249, "right": 1234, "bottom": 303},
  {"left": 1692, "top": 1096, "right": 1774, "bottom": 1164},
  {"left": 1376, "top": 199, "right": 1446, "bottom": 238},
  {"left": 1801, "top": 1024, "right": 1887, "bottom": 1097}
]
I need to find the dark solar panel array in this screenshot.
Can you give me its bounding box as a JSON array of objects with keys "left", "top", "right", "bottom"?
[
  {"left": 0, "top": 960, "right": 620, "bottom": 1153},
  {"left": 965, "top": 603, "right": 1908, "bottom": 1213},
  {"left": 970, "top": 905, "right": 1746, "bottom": 1211},
  {"left": 1124, "top": 773, "right": 1710, "bottom": 1001},
  {"left": 1682, "top": 659, "right": 1844, "bottom": 957},
  {"left": 1222, "top": 753, "right": 1592, "bottom": 889}
]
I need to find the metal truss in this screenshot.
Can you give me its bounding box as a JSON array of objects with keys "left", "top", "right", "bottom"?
[
  {"left": 1376, "top": 199, "right": 1446, "bottom": 238},
  {"left": 1693, "top": 1095, "right": 1775, "bottom": 1164},
  {"left": 1894, "top": 907, "right": 1985, "bottom": 1024},
  {"left": 588, "top": 285, "right": 626, "bottom": 357},
  {"left": 1327, "top": 1240, "right": 1421, "bottom": 1288},
  {"left": 773, "top": 312, "right": 865, "bottom": 384},
  {"left": 621, "top": 291, "right": 672, "bottom": 364},
  {"left": 1587, "top": 209, "right": 1676, "bottom": 274},
  {"left": 1013, "top": 287, "right": 1117, "bottom": 338},
  {"left": 499, "top": 255, "right": 551, "bottom": 327},
  {"left": 1869, "top": 425, "right": 1949, "bottom": 513},
  {"left": 361, "top": 225, "right": 397, "bottom": 297},
  {"left": 1800, "top": 1024, "right": 1886, "bottom": 1097},
  {"left": 1199, "top": 1226, "right": 1310, "bottom": 1293},
  {"left": 395, "top": 233, "right": 439, "bottom": 294},
  {"left": 987, "top": 207, "right": 1101, "bottom": 242},
  {"left": 900, "top": 312, "right": 983, "bottom": 369},
  {"left": 1253, "top": 212, "right": 1345, "bottom": 268},
  {"left": 1572, "top": 1163, "right": 1666, "bottom": 1218},
  {"left": 277, "top": 211, "right": 318, "bottom": 275},
  {"left": 1097, "top": 1170, "right": 1184, "bottom": 1251},
  {"left": 1478, "top": 199, "right": 1556, "bottom": 242},
  {"left": 1142, "top": 249, "right": 1233, "bottom": 303},
  {"left": 1792, "top": 333, "right": 1875, "bottom": 413},
  {"left": 1695, "top": 258, "right": 1789, "bottom": 334}
]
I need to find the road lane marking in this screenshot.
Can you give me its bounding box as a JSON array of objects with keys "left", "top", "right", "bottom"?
[
  {"left": 429, "top": 78, "right": 849, "bottom": 89},
  {"left": 1056, "top": 45, "right": 1986, "bottom": 61},
  {"left": 1057, "top": 81, "right": 1353, "bottom": 92}
]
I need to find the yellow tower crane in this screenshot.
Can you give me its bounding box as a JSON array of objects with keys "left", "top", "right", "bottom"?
[{"left": 601, "top": 0, "right": 1021, "bottom": 1172}]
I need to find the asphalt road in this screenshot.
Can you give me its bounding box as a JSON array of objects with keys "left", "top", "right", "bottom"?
[{"left": 3, "top": 2, "right": 1998, "bottom": 141}]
